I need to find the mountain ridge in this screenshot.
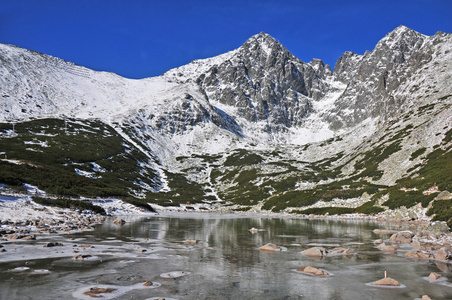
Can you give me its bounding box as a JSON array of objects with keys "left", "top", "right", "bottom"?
[{"left": 1, "top": 26, "right": 451, "bottom": 224}]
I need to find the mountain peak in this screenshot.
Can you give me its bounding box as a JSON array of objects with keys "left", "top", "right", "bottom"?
[{"left": 241, "top": 32, "right": 283, "bottom": 56}]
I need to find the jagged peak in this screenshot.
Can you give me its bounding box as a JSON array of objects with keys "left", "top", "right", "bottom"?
[
  {"left": 379, "top": 25, "right": 426, "bottom": 49},
  {"left": 241, "top": 32, "right": 287, "bottom": 56}
]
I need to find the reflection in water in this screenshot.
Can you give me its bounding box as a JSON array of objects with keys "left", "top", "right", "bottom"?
[{"left": 0, "top": 213, "right": 451, "bottom": 299}]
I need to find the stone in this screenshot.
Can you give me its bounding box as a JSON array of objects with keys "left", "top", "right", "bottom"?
[
  {"left": 389, "top": 231, "right": 414, "bottom": 244},
  {"left": 0, "top": 249, "right": 6, "bottom": 253},
  {"left": 21, "top": 235, "right": 36, "bottom": 240},
  {"left": 43, "top": 242, "right": 63, "bottom": 247},
  {"left": 84, "top": 287, "right": 116, "bottom": 297},
  {"left": 249, "top": 227, "right": 259, "bottom": 234},
  {"left": 297, "top": 266, "right": 328, "bottom": 276},
  {"left": 301, "top": 247, "right": 328, "bottom": 257},
  {"left": 185, "top": 240, "right": 197, "bottom": 244},
  {"left": 78, "top": 244, "right": 94, "bottom": 248},
  {"left": 258, "top": 243, "right": 281, "bottom": 252},
  {"left": 329, "top": 247, "right": 354, "bottom": 255},
  {"left": 372, "top": 277, "right": 400, "bottom": 286},
  {"left": 73, "top": 254, "right": 92, "bottom": 260},
  {"left": 421, "top": 296, "right": 432, "bottom": 300},
  {"left": 6, "top": 234, "right": 19, "bottom": 240},
  {"left": 435, "top": 190, "right": 451, "bottom": 200},
  {"left": 373, "top": 229, "right": 398, "bottom": 235},
  {"left": 428, "top": 272, "right": 442, "bottom": 280},
  {"left": 373, "top": 239, "right": 383, "bottom": 244},
  {"left": 143, "top": 281, "right": 153, "bottom": 286},
  {"left": 113, "top": 219, "right": 126, "bottom": 226},
  {"left": 136, "top": 249, "right": 147, "bottom": 253},
  {"left": 404, "top": 250, "right": 432, "bottom": 259},
  {"left": 435, "top": 247, "right": 452, "bottom": 260}
]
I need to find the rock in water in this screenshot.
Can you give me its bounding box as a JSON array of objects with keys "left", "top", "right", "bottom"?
[
  {"left": 329, "top": 247, "right": 354, "bottom": 255},
  {"left": 435, "top": 247, "right": 452, "bottom": 260},
  {"left": 301, "top": 247, "right": 328, "bottom": 256},
  {"left": 259, "top": 243, "right": 281, "bottom": 252},
  {"left": 389, "top": 231, "right": 414, "bottom": 244},
  {"left": 404, "top": 250, "right": 432, "bottom": 259},
  {"left": 421, "top": 295, "right": 432, "bottom": 300},
  {"left": 296, "top": 266, "right": 328, "bottom": 276},
  {"left": 113, "top": 219, "right": 126, "bottom": 226},
  {"left": 84, "top": 287, "right": 116, "bottom": 297},
  {"left": 428, "top": 272, "right": 442, "bottom": 280},
  {"left": 372, "top": 277, "right": 400, "bottom": 286},
  {"left": 249, "top": 227, "right": 259, "bottom": 234}
]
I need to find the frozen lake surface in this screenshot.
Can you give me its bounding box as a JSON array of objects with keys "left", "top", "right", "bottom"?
[{"left": 1, "top": 212, "right": 451, "bottom": 299}]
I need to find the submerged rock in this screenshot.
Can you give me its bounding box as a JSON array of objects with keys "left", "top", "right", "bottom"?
[
  {"left": 258, "top": 243, "right": 281, "bottom": 252},
  {"left": 296, "top": 266, "right": 329, "bottom": 276}
]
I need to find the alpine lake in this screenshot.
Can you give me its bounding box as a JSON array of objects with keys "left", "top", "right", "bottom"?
[{"left": 1, "top": 212, "right": 452, "bottom": 300}]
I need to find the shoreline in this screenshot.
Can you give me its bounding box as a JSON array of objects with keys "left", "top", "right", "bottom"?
[{"left": 0, "top": 192, "right": 448, "bottom": 236}]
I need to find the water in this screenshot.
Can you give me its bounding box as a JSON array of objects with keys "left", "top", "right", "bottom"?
[{"left": 1, "top": 213, "right": 451, "bottom": 299}]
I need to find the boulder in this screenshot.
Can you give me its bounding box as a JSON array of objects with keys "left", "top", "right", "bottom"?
[
  {"left": 428, "top": 272, "right": 442, "bottom": 280},
  {"left": 113, "top": 219, "right": 126, "bottom": 226},
  {"left": 373, "top": 229, "right": 398, "bottom": 235},
  {"left": 249, "top": 227, "right": 259, "bottom": 234},
  {"left": 43, "top": 242, "right": 63, "bottom": 247},
  {"left": 372, "top": 277, "right": 400, "bottom": 286},
  {"left": 84, "top": 287, "right": 116, "bottom": 297},
  {"left": 185, "top": 240, "right": 198, "bottom": 244},
  {"left": 301, "top": 247, "right": 328, "bottom": 257},
  {"left": 143, "top": 281, "right": 154, "bottom": 286},
  {"left": 389, "top": 231, "right": 414, "bottom": 244},
  {"left": 435, "top": 190, "right": 451, "bottom": 200},
  {"left": 329, "top": 247, "right": 354, "bottom": 255},
  {"left": 435, "top": 247, "right": 452, "bottom": 260},
  {"left": 6, "top": 234, "right": 19, "bottom": 240},
  {"left": 73, "top": 254, "right": 92, "bottom": 260},
  {"left": 21, "top": 235, "right": 36, "bottom": 241},
  {"left": 296, "top": 266, "right": 328, "bottom": 276},
  {"left": 404, "top": 250, "right": 432, "bottom": 259},
  {"left": 258, "top": 243, "right": 281, "bottom": 252},
  {"left": 421, "top": 296, "right": 432, "bottom": 300}
]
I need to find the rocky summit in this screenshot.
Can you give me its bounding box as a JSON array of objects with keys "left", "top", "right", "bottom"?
[{"left": 0, "top": 26, "right": 451, "bottom": 224}]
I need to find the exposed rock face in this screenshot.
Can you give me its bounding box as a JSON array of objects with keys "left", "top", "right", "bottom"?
[
  {"left": 327, "top": 26, "right": 436, "bottom": 129},
  {"left": 165, "top": 32, "right": 332, "bottom": 132}
]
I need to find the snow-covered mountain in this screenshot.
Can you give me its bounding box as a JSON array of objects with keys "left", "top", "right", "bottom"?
[{"left": 1, "top": 26, "right": 451, "bottom": 220}]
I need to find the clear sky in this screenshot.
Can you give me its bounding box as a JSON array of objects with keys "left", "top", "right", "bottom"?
[{"left": 1, "top": 0, "right": 451, "bottom": 79}]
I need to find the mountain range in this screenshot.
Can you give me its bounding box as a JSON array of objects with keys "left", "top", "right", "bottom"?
[{"left": 1, "top": 25, "right": 451, "bottom": 224}]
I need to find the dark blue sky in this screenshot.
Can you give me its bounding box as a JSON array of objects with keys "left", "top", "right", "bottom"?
[{"left": 1, "top": 0, "right": 451, "bottom": 79}]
